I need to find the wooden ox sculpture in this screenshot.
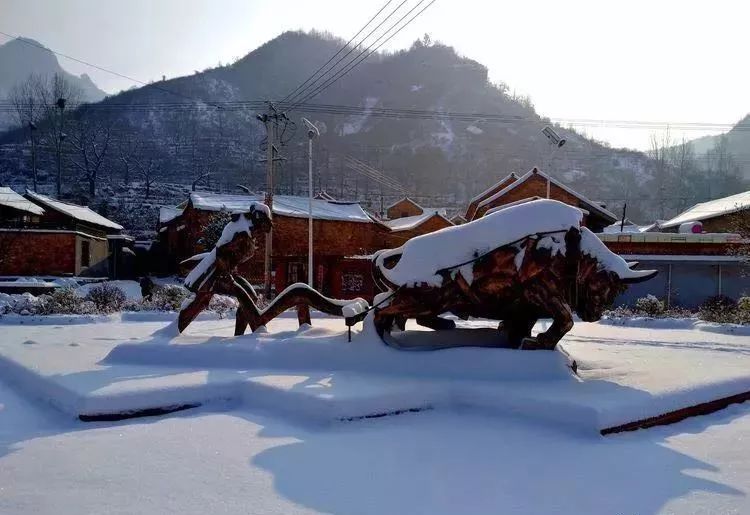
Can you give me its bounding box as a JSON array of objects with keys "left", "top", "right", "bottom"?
[
  {"left": 178, "top": 202, "right": 367, "bottom": 335},
  {"left": 371, "top": 199, "right": 657, "bottom": 350}
]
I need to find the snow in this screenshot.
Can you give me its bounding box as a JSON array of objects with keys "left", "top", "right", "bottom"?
[
  {"left": 603, "top": 219, "right": 653, "bottom": 233},
  {"left": 466, "top": 124, "right": 483, "bottom": 135},
  {"left": 4, "top": 316, "right": 750, "bottom": 513},
  {"left": 215, "top": 212, "right": 256, "bottom": 246},
  {"left": 0, "top": 186, "right": 44, "bottom": 215},
  {"left": 383, "top": 212, "right": 440, "bottom": 231},
  {"left": 190, "top": 192, "right": 373, "bottom": 223},
  {"left": 184, "top": 249, "right": 215, "bottom": 290},
  {"left": 24, "top": 190, "right": 123, "bottom": 230},
  {"left": 341, "top": 96, "right": 378, "bottom": 135},
  {"left": 410, "top": 84, "right": 423, "bottom": 92},
  {"left": 660, "top": 189, "right": 750, "bottom": 228},
  {"left": 158, "top": 206, "right": 183, "bottom": 224},
  {"left": 376, "top": 199, "right": 584, "bottom": 287}
]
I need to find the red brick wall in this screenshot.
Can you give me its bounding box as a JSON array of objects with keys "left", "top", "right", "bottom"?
[{"left": 0, "top": 231, "right": 77, "bottom": 275}]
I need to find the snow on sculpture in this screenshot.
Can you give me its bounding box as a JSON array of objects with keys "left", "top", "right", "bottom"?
[
  {"left": 177, "top": 202, "right": 368, "bottom": 335},
  {"left": 371, "top": 199, "right": 657, "bottom": 350}
]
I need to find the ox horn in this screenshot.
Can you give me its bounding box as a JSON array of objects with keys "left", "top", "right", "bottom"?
[{"left": 621, "top": 269, "right": 658, "bottom": 284}]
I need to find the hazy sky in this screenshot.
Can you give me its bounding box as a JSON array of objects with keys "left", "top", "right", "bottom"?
[{"left": 2, "top": 0, "right": 748, "bottom": 150}]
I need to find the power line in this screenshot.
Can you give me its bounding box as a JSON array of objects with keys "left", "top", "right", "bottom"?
[
  {"left": 286, "top": 0, "right": 437, "bottom": 110},
  {"left": 279, "top": 0, "right": 396, "bottom": 105}
]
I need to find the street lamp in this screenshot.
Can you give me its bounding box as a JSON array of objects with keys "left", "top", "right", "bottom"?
[
  {"left": 540, "top": 126, "right": 566, "bottom": 198},
  {"left": 302, "top": 117, "right": 319, "bottom": 288}
]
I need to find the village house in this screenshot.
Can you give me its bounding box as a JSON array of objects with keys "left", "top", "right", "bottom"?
[
  {"left": 0, "top": 188, "right": 127, "bottom": 278},
  {"left": 656, "top": 190, "right": 750, "bottom": 233},
  {"left": 464, "top": 168, "right": 618, "bottom": 232},
  {"left": 385, "top": 197, "right": 424, "bottom": 220}
]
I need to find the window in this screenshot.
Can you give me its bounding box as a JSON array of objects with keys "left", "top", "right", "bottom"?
[
  {"left": 81, "top": 240, "right": 91, "bottom": 267},
  {"left": 342, "top": 273, "right": 364, "bottom": 293}
]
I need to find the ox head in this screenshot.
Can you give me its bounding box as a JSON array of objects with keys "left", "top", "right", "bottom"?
[
  {"left": 575, "top": 261, "right": 657, "bottom": 321},
  {"left": 213, "top": 204, "right": 272, "bottom": 267},
  {"left": 574, "top": 229, "right": 657, "bottom": 322}
]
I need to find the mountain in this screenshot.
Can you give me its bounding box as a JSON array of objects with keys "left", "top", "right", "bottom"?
[
  {"left": 0, "top": 31, "right": 746, "bottom": 229},
  {"left": 685, "top": 114, "right": 750, "bottom": 178},
  {"left": 0, "top": 37, "right": 106, "bottom": 127}
]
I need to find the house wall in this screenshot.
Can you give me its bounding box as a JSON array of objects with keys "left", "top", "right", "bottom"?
[
  {"left": 75, "top": 234, "right": 109, "bottom": 277},
  {"left": 603, "top": 239, "right": 749, "bottom": 307},
  {"left": 0, "top": 231, "right": 77, "bottom": 275},
  {"left": 386, "top": 199, "right": 423, "bottom": 220},
  {"left": 699, "top": 213, "right": 745, "bottom": 233},
  {"left": 614, "top": 261, "right": 750, "bottom": 308}
]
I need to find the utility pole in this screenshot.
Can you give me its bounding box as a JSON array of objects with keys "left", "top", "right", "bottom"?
[
  {"left": 55, "top": 98, "right": 66, "bottom": 197},
  {"left": 257, "top": 103, "right": 286, "bottom": 298},
  {"left": 28, "top": 121, "right": 38, "bottom": 192}
]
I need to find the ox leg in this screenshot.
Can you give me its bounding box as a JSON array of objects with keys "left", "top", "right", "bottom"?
[
  {"left": 501, "top": 317, "right": 536, "bottom": 348},
  {"left": 521, "top": 290, "right": 574, "bottom": 350}
]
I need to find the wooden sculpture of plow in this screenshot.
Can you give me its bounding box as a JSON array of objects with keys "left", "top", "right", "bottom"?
[{"left": 177, "top": 199, "right": 656, "bottom": 351}]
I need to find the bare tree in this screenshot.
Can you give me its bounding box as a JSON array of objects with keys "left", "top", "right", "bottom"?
[
  {"left": 68, "top": 114, "right": 113, "bottom": 198},
  {"left": 648, "top": 129, "right": 672, "bottom": 219},
  {"left": 9, "top": 74, "right": 47, "bottom": 191},
  {"left": 115, "top": 130, "right": 142, "bottom": 185},
  {"left": 134, "top": 154, "right": 159, "bottom": 199}
]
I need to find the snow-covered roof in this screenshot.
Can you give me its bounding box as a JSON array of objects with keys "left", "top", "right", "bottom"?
[
  {"left": 477, "top": 169, "right": 617, "bottom": 222},
  {"left": 0, "top": 187, "right": 45, "bottom": 215},
  {"left": 383, "top": 212, "right": 452, "bottom": 232},
  {"left": 659, "top": 190, "right": 750, "bottom": 229},
  {"left": 159, "top": 207, "right": 183, "bottom": 224},
  {"left": 24, "top": 190, "right": 123, "bottom": 230},
  {"left": 603, "top": 220, "right": 654, "bottom": 234},
  {"left": 189, "top": 193, "right": 373, "bottom": 223}
]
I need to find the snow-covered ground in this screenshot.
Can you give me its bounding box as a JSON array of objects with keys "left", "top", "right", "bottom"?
[
  {"left": 2, "top": 379, "right": 750, "bottom": 514},
  {"left": 1, "top": 314, "right": 750, "bottom": 513}
]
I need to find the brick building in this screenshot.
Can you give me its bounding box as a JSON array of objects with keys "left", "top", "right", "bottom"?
[
  {"left": 0, "top": 188, "right": 125, "bottom": 277},
  {"left": 385, "top": 197, "right": 424, "bottom": 220},
  {"left": 657, "top": 190, "right": 750, "bottom": 233},
  {"left": 465, "top": 168, "right": 617, "bottom": 232}
]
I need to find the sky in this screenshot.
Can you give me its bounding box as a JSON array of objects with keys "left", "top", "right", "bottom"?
[{"left": 1, "top": 0, "right": 749, "bottom": 151}]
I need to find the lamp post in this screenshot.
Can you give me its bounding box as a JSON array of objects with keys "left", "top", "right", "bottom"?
[
  {"left": 302, "top": 118, "right": 319, "bottom": 288},
  {"left": 541, "top": 126, "right": 566, "bottom": 198}
]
